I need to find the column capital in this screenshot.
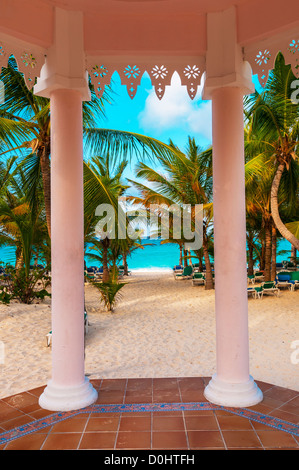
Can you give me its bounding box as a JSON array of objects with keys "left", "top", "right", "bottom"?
[
  {"left": 202, "top": 6, "right": 255, "bottom": 100},
  {"left": 34, "top": 7, "right": 90, "bottom": 101}
]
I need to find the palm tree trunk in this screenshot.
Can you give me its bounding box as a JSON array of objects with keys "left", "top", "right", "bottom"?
[
  {"left": 291, "top": 245, "right": 297, "bottom": 265},
  {"left": 260, "top": 236, "right": 265, "bottom": 271},
  {"left": 183, "top": 247, "right": 188, "bottom": 267},
  {"left": 39, "top": 144, "right": 51, "bottom": 238},
  {"left": 188, "top": 248, "right": 192, "bottom": 266},
  {"left": 271, "top": 224, "right": 277, "bottom": 281},
  {"left": 202, "top": 233, "right": 213, "bottom": 290},
  {"left": 179, "top": 243, "right": 183, "bottom": 266},
  {"left": 271, "top": 163, "right": 299, "bottom": 250},
  {"left": 194, "top": 248, "right": 204, "bottom": 271},
  {"left": 15, "top": 246, "right": 24, "bottom": 272},
  {"left": 247, "top": 234, "right": 254, "bottom": 276},
  {"left": 199, "top": 253, "right": 203, "bottom": 272},
  {"left": 123, "top": 252, "right": 129, "bottom": 275},
  {"left": 102, "top": 239, "right": 110, "bottom": 282},
  {"left": 264, "top": 218, "right": 272, "bottom": 282}
]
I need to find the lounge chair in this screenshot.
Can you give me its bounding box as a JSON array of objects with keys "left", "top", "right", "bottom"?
[
  {"left": 46, "top": 312, "right": 89, "bottom": 347},
  {"left": 254, "top": 271, "right": 265, "bottom": 283},
  {"left": 254, "top": 286, "right": 263, "bottom": 298},
  {"left": 175, "top": 265, "right": 193, "bottom": 280},
  {"left": 0, "top": 268, "right": 9, "bottom": 286},
  {"left": 275, "top": 273, "right": 293, "bottom": 290},
  {"left": 85, "top": 267, "right": 97, "bottom": 280},
  {"left": 118, "top": 265, "right": 131, "bottom": 276},
  {"left": 173, "top": 265, "right": 184, "bottom": 276},
  {"left": 261, "top": 281, "right": 279, "bottom": 296},
  {"left": 192, "top": 272, "right": 205, "bottom": 286},
  {"left": 192, "top": 263, "right": 201, "bottom": 273},
  {"left": 290, "top": 271, "right": 299, "bottom": 290},
  {"left": 282, "top": 260, "right": 297, "bottom": 271},
  {"left": 118, "top": 267, "right": 124, "bottom": 278},
  {"left": 247, "top": 286, "right": 263, "bottom": 299},
  {"left": 94, "top": 267, "right": 103, "bottom": 279},
  {"left": 247, "top": 287, "right": 256, "bottom": 298},
  {"left": 247, "top": 274, "right": 255, "bottom": 285}
]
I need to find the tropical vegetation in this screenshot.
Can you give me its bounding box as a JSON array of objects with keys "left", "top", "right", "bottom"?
[{"left": 0, "top": 51, "right": 298, "bottom": 305}]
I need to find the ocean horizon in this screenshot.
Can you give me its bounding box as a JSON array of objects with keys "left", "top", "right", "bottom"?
[{"left": 0, "top": 237, "right": 294, "bottom": 272}]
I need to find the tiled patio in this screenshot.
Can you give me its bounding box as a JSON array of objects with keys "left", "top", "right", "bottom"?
[{"left": 0, "top": 377, "right": 298, "bottom": 450}]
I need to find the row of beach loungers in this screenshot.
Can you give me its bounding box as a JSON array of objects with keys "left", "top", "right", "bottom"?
[
  {"left": 173, "top": 265, "right": 211, "bottom": 286},
  {"left": 172, "top": 264, "right": 299, "bottom": 297},
  {"left": 247, "top": 271, "right": 299, "bottom": 298},
  {"left": 84, "top": 265, "right": 130, "bottom": 281}
]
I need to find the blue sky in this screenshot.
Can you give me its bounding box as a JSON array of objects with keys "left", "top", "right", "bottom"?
[
  {"left": 98, "top": 71, "right": 212, "bottom": 181},
  {"left": 98, "top": 71, "right": 262, "bottom": 184}
]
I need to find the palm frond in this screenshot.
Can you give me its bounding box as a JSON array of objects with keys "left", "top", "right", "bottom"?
[{"left": 83, "top": 128, "right": 183, "bottom": 165}]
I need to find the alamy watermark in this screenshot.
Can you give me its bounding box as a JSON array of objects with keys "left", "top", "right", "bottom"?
[
  {"left": 291, "top": 79, "right": 299, "bottom": 104},
  {"left": 0, "top": 341, "right": 4, "bottom": 365},
  {"left": 290, "top": 340, "right": 299, "bottom": 365},
  {"left": 94, "top": 198, "right": 203, "bottom": 251}
]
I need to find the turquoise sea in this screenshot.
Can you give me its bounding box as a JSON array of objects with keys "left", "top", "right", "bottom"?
[{"left": 0, "top": 237, "right": 294, "bottom": 272}]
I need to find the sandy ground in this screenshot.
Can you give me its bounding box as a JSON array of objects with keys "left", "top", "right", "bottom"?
[{"left": 0, "top": 272, "right": 298, "bottom": 399}]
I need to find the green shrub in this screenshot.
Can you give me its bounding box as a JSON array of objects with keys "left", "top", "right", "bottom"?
[
  {"left": 92, "top": 279, "right": 126, "bottom": 312},
  {"left": 0, "top": 265, "right": 51, "bottom": 304},
  {"left": 0, "top": 287, "right": 13, "bottom": 305}
]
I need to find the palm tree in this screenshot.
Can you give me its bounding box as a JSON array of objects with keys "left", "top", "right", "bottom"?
[
  {"left": 83, "top": 155, "right": 128, "bottom": 282},
  {"left": 245, "top": 154, "right": 276, "bottom": 281},
  {"left": 121, "top": 235, "right": 153, "bottom": 275},
  {"left": 129, "top": 137, "right": 215, "bottom": 289},
  {"left": 0, "top": 58, "right": 182, "bottom": 239},
  {"left": 245, "top": 52, "right": 299, "bottom": 250},
  {"left": 0, "top": 163, "right": 49, "bottom": 273},
  {"left": 0, "top": 154, "right": 17, "bottom": 195},
  {"left": 246, "top": 215, "right": 261, "bottom": 276},
  {"left": 0, "top": 163, "right": 50, "bottom": 304}
]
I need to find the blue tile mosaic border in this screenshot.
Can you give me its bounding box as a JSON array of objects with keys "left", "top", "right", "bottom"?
[{"left": 0, "top": 401, "right": 298, "bottom": 446}]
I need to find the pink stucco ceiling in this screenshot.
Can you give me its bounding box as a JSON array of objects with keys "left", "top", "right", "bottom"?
[
  {"left": 38, "top": 0, "right": 250, "bottom": 15},
  {"left": 0, "top": 0, "right": 298, "bottom": 54}
]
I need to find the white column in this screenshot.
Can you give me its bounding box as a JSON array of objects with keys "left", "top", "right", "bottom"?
[
  {"left": 202, "top": 7, "right": 263, "bottom": 407},
  {"left": 34, "top": 8, "right": 97, "bottom": 411},
  {"left": 38, "top": 89, "right": 97, "bottom": 411},
  {"left": 203, "top": 86, "right": 262, "bottom": 406}
]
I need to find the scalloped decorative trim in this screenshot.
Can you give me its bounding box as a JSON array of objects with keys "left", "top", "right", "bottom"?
[
  {"left": 0, "top": 40, "right": 45, "bottom": 90},
  {"left": 244, "top": 34, "right": 299, "bottom": 87},
  {"left": 86, "top": 58, "right": 205, "bottom": 101},
  {"left": 1, "top": 32, "right": 299, "bottom": 97}
]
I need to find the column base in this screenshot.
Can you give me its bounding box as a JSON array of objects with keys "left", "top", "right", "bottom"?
[
  {"left": 204, "top": 374, "right": 263, "bottom": 408},
  {"left": 39, "top": 377, "right": 98, "bottom": 412}
]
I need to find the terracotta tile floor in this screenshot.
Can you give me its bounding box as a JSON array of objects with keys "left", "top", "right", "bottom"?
[{"left": 0, "top": 377, "right": 298, "bottom": 450}]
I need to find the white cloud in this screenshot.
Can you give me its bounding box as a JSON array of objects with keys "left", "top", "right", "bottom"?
[{"left": 138, "top": 72, "right": 212, "bottom": 144}]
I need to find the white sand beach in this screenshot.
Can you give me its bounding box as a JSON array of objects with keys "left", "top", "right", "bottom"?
[{"left": 0, "top": 271, "right": 298, "bottom": 399}]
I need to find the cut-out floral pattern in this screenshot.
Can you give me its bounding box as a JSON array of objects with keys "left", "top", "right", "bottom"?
[
  {"left": 124, "top": 65, "right": 140, "bottom": 79},
  {"left": 183, "top": 65, "right": 200, "bottom": 80},
  {"left": 288, "top": 39, "right": 299, "bottom": 76},
  {"left": 88, "top": 63, "right": 113, "bottom": 97},
  {"left": 122, "top": 65, "right": 143, "bottom": 99},
  {"left": 91, "top": 64, "right": 109, "bottom": 79},
  {"left": 21, "top": 52, "right": 37, "bottom": 69},
  {"left": 255, "top": 49, "right": 271, "bottom": 66},
  {"left": 151, "top": 65, "right": 168, "bottom": 80},
  {"left": 252, "top": 49, "right": 272, "bottom": 86},
  {"left": 0, "top": 44, "right": 5, "bottom": 57},
  {"left": 0, "top": 41, "right": 45, "bottom": 90},
  {"left": 289, "top": 39, "right": 299, "bottom": 54}
]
